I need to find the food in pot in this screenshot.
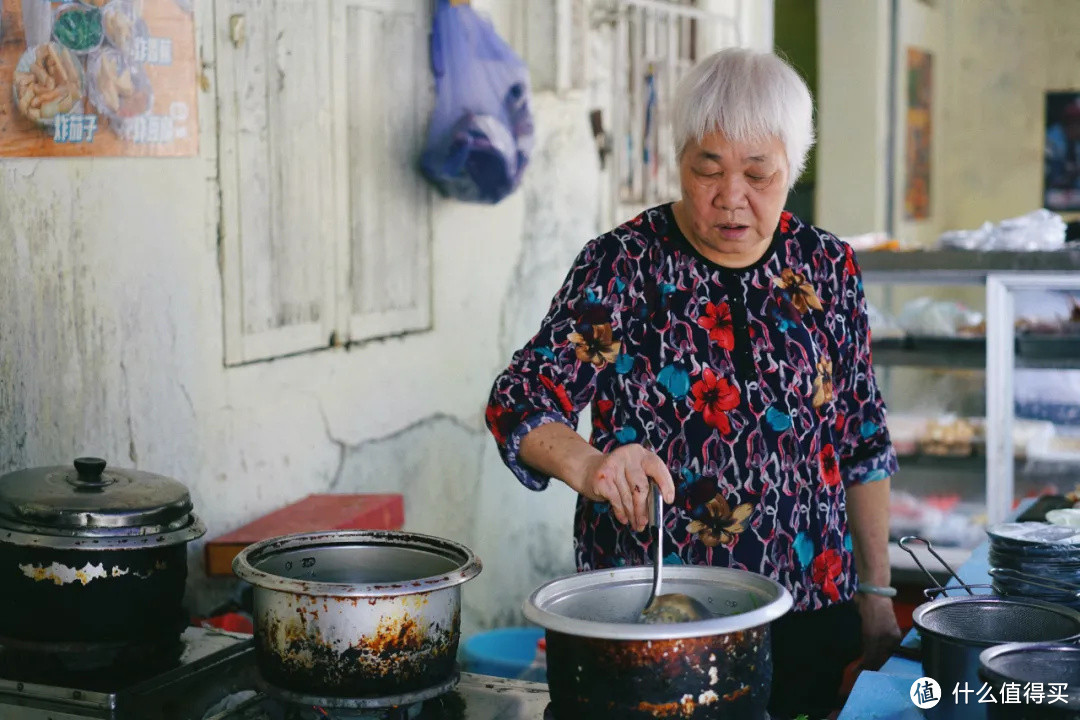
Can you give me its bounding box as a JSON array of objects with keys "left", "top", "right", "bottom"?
[
  {"left": 13, "top": 43, "right": 83, "bottom": 123},
  {"left": 53, "top": 5, "right": 103, "bottom": 52},
  {"left": 79, "top": 0, "right": 111, "bottom": 6}
]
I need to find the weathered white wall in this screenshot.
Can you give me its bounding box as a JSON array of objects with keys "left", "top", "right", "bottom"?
[
  {"left": 0, "top": 0, "right": 772, "bottom": 637},
  {"left": 0, "top": 0, "right": 583, "bottom": 633},
  {"left": 817, "top": 0, "right": 1080, "bottom": 242},
  {"left": 815, "top": 0, "right": 892, "bottom": 236},
  {"left": 939, "top": 0, "right": 1080, "bottom": 230}
]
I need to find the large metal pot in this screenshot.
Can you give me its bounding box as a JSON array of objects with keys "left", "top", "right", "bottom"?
[
  {"left": 232, "top": 530, "right": 481, "bottom": 700},
  {"left": 523, "top": 565, "right": 792, "bottom": 720},
  {"left": 913, "top": 596, "right": 1080, "bottom": 720},
  {"left": 0, "top": 457, "right": 206, "bottom": 644}
]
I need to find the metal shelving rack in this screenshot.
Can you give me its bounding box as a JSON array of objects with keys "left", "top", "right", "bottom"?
[{"left": 859, "top": 249, "right": 1080, "bottom": 572}]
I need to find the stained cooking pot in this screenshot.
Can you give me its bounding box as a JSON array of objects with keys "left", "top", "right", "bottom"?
[
  {"left": 523, "top": 565, "right": 793, "bottom": 720},
  {"left": 232, "top": 530, "right": 481, "bottom": 701},
  {"left": 0, "top": 457, "right": 206, "bottom": 644}
]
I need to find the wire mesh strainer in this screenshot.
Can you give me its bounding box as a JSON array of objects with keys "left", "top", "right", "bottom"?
[{"left": 915, "top": 596, "right": 1080, "bottom": 645}]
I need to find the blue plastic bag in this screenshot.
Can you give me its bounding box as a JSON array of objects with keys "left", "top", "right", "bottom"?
[{"left": 420, "top": 0, "right": 534, "bottom": 204}]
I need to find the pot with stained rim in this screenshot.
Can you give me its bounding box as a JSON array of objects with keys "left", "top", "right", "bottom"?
[
  {"left": 0, "top": 457, "right": 206, "bottom": 645},
  {"left": 231, "top": 530, "right": 481, "bottom": 701},
  {"left": 524, "top": 565, "right": 793, "bottom": 720}
]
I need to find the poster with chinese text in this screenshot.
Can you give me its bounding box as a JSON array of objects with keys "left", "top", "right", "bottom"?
[
  {"left": 904, "top": 47, "right": 932, "bottom": 220},
  {"left": 0, "top": 0, "right": 198, "bottom": 156}
]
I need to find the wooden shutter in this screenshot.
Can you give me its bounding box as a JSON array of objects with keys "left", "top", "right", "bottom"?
[
  {"left": 331, "top": 0, "right": 433, "bottom": 344},
  {"left": 218, "top": 0, "right": 336, "bottom": 364}
]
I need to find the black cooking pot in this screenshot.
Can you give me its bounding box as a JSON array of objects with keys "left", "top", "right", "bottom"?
[{"left": 0, "top": 457, "right": 205, "bottom": 644}]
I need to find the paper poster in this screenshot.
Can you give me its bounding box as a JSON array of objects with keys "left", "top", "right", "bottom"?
[
  {"left": 0, "top": 0, "right": 198, "bottom": 157},
  {"left": 1044, "top": 91, "right": 1080, "bottom": 212},
  {"left": 904, "top": 47, "right": 932, "bottom": 220}
]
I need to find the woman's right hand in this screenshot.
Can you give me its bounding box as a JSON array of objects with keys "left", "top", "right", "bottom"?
[{"left": 573, "top": 445, "right": 676, "bottom": 532}]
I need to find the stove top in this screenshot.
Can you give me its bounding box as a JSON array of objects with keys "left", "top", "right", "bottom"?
[
  {"left": 0, "top": 627, "right": 552, "bottom": 720},
  {"left": 205, "top": 674, "right": 552, "bottom": 720}
]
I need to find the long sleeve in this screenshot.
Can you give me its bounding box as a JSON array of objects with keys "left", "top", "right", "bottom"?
[
  {"left": 833, "top": 244, "right": 899, "bottom": 487},
  {"left": 486, "top": 235, "right": 627, "bottom": 490}
]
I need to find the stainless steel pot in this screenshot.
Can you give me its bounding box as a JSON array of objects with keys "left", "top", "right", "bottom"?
[
  {"left": 0, "top": 457, "right": 206, "bottom": 644},
  {"left": 913, "top": 596, "right": 1080, "bottom": 720},
  {"left": 523, "top": 565, "right": 792, "bottom": 720},
  {"left": 232, "top": 530, "right": 481, "bottom": 700}
]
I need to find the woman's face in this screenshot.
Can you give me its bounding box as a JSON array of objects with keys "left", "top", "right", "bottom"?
[{"left": 676, "top": 132, "right": 790, "bottom": 267}]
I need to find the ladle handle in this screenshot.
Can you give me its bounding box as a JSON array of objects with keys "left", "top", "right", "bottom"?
[{"left": 651, "top": 483, "right": 663, "bottom": 599}]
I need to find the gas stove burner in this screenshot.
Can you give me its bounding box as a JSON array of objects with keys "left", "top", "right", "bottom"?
[
  {"left": 0, "top": 631, "right": 184, "bottom": 687},
  {"left": 257, "top": 668, "right": 460, "bottom": 714}
]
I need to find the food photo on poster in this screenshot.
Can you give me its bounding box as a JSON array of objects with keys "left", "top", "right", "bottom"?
[{"left": 0, "top": 0, "right": 197, "bottom": 156}]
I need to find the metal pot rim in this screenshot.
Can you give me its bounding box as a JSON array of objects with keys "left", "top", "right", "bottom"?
[
  {"left": 0, "top": 515, "right": 206, "bottom": 550},
  {"left": 232, "top": 529, "right": 482, "bottom": 597},
  {"left": 523, "top": 565, "right": 793, "bottom": 640},
  {"left": 912, "top": 595, "right": 1080, "bottom": 647},
  {"left": 978, "top": 642, "right": 1080, "bottom": 709}
]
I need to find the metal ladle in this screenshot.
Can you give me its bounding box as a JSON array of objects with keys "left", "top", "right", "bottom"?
[{"left": 639, "top": 484, "right": 713, "bottom": 624}]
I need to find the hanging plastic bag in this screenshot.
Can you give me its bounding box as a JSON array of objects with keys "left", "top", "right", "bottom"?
[{"left": 420, "top": 0, "right": 534, "bottom": 204}]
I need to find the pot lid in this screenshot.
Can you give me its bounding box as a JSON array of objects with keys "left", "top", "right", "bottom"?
[{"left": 0, "top": 457, "right": 194, "bottom": 532}]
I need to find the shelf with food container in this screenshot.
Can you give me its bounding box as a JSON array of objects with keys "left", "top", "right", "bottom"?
[{"left": 854, "top": 244, "right": 1080, "bottom": 573}]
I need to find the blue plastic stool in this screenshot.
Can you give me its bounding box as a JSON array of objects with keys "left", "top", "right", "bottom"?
[{"left": 461, "top": 626, "right": 545, "bottom": 679}]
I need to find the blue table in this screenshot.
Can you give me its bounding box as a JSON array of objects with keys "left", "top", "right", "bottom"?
[{"left": 838, "top": 540, "right": 994, "bottom": 720}]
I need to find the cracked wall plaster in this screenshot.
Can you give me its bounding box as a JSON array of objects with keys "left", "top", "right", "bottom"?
[{"left": 0, "top": 2, "right": 621, "bottom": 635}]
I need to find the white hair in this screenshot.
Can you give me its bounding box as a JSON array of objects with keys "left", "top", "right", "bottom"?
[{"left": 672, "top": 48, "right": 815, "bottom": 188}]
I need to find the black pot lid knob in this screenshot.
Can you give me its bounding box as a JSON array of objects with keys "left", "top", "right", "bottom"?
[{"left": 74, "top": 457, "right": 108, "bottom": 483}]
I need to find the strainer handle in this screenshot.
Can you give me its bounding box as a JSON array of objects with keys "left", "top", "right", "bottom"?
[
  {"left": 898, "top": 536, "right": 975, "bottom": 597},
  {"left": 989, "top": 567, "right": 1080, "bottom": 598},
  {"left": 923, "top": 583, "right": 994, "bottom": 599}
]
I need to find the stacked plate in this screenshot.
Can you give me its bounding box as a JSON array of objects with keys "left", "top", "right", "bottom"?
[{"left": 987, "top": 522, "right": 1080, "bottom": 610}]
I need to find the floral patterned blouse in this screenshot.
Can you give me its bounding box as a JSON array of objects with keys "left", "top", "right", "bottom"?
[{"left": 486, "top": 204, "right": 898, "bottom": 611}]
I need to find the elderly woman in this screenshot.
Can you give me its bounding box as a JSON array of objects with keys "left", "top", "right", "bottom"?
[{"left": 486, "top": 48, "right": 899, "bottom": 719}]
